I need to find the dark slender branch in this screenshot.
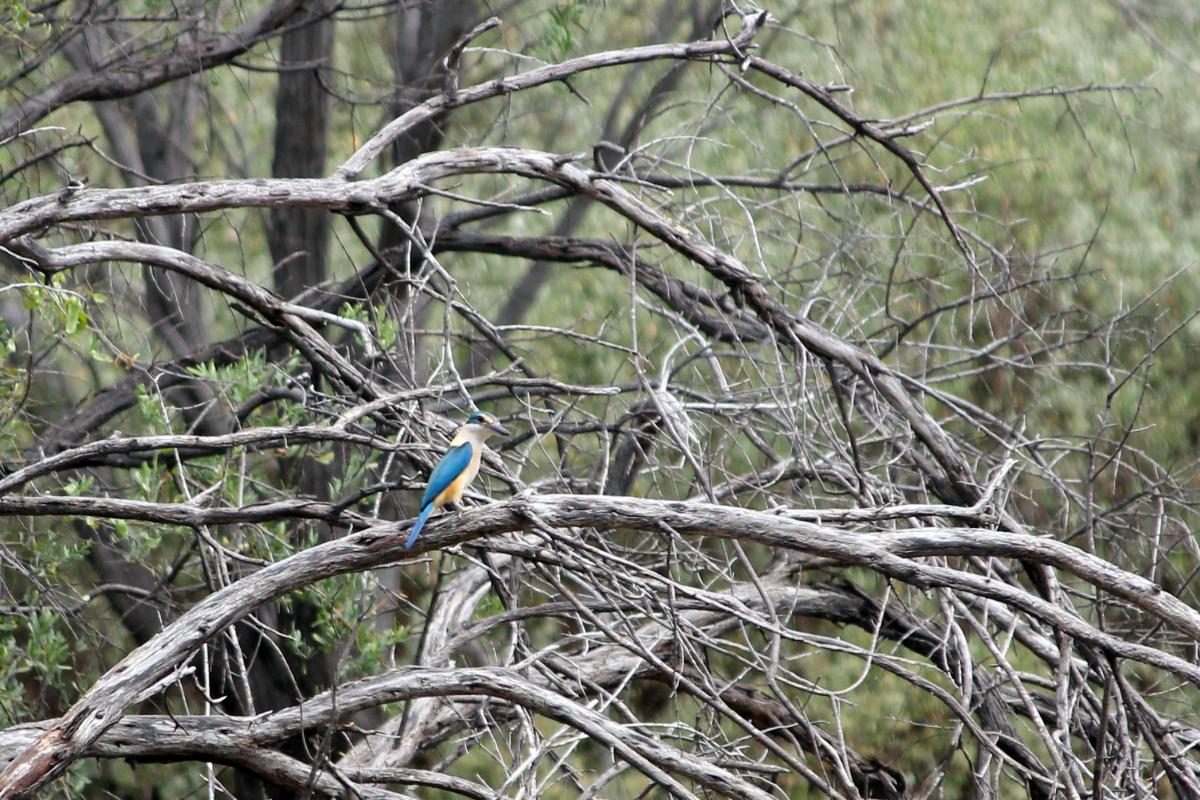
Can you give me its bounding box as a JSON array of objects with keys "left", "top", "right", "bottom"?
[{"left": 0, "top": 0, "right": 317, "bottom": 140}]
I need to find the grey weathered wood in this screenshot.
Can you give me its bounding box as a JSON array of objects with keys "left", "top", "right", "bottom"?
[
  {"left": 0, "top": 148, "right": 564, "bottom": 244},
  {"left": 2, "top": 490, "right": 1198, "bottom": 798}
]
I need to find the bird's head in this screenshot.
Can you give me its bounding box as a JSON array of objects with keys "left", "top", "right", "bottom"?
[{"left": 465, "top": 410, "right": 510, "bottom": 439}]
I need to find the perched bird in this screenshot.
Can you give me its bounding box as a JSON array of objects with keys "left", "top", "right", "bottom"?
[{"left": 405, "top": 411, "right": 509, "bottom": 549}]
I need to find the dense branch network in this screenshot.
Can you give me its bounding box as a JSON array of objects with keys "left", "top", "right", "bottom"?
[{"left": 0, "top": 5, "right": 1195, "bottom": 800}]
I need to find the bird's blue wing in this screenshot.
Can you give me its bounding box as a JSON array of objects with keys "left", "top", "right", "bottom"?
[{"left": 421, "top": 441, "right": 474, "bottom": 507}]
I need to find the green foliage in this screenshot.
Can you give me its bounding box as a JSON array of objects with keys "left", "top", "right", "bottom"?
[
  {"left": 0, "top": 603, "right": 79, "bottom": 726},
  {"left": 474, "top": 592, "right": 505, "bottom": 620},
  {"left": 0, "top": 616, "right": 26, "bottom": 725},
  {"left": 539, "top": 1, "right": 588, "bottom": 62},
  {"left": 21, "top": 609, "right": 71, "bottom": 689},
  {"left": 14, "top": 280, "right": 90, "bottom": 339},
  {"left": 186, "top": 348, "right": 272, "bottom": 412},
  {"left": 0, "top": 0, "right": 31, "bottom": 36},
  {"left": 342, "top": 302, "right": 399, "bottom": 352},
  {"left": 351, "top": 621, "right": 410, "bottom": 675}
]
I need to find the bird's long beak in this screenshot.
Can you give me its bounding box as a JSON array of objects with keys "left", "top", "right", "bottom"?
[{"left": 487, "top": 420, "right": 510, "bottom": 437}]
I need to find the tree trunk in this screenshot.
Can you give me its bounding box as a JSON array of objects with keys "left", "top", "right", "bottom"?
[{"left": 268, "top": 2, "right": 336, "bottom": 299}]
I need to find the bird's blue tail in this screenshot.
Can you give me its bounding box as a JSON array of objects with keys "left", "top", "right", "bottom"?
[{"left": 405, "top": 503, "right": 436, "bottom": 549}]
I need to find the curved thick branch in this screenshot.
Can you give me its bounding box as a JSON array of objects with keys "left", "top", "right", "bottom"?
[
  {"left": 1, "top": 491, "right": 1196, "bottom": 797},
  {"left": 0, "top": 148, "right": 567, "bottom": 243}
]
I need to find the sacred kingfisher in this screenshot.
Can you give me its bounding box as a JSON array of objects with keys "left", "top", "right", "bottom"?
[{"left": 404, "top": 411, "right": 509, "bottom": 548}]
